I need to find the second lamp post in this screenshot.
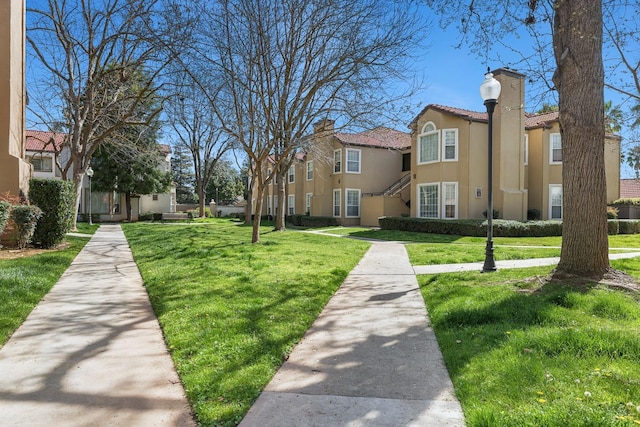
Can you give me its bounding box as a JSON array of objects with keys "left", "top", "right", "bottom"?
[{"left": 479, "top": 70, "right": 501, "bottom": 273}]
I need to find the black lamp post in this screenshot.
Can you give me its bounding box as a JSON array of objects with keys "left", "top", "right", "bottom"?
[
  {"left": 86, "top": 166, "right": 94, "bottom": 225},
  {"left": 480, "top": 70, "right": 501, "bottom": 273}
]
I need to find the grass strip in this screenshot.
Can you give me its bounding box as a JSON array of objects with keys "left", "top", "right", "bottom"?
[
  {"left": 0, "top": 236, "right": 89, "bottom": 346},
  {"left": 419, "top": 263, "right": 640, "bottom": 426},
  {"left": 123, "top": 220, "right": 370, "bottom": 426}
]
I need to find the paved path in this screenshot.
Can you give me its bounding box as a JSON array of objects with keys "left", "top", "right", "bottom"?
[
  {"left": 0, "top": 224, "right": 194, "bottom": 427},
  {"left": 240, "top": 242, "right": 465, "bottom": 426}
]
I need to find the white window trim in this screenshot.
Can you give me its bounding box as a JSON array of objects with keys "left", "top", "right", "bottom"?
[
  {"left": 442, "top": 182, "right": 458, "bottom": 219},
  {"left": 267, "top": 195, "right": 272, "bottom": 215},
  {"left": 417, "top": 182, "right": 439, "bottom": 219},
  {"left": 549, "top": 184, "right": 563, "bottom": 220},
  {"left": 345, "top": 188, "right": 361, "bottom": 218},
  {"left": 333, "top": 189, "right": 341, "bottom": 217},
  {"left": 288, "top": 194, "right": 295, "bottom": 215},
  {"left": 523, "top": 134, "right": 529, "bottom": 166},
  {"left": 305, "top": 192, "right": 312, "bottom": 214},
  {"left": 550, "top": 133, "right": 562, "bottom": 165},
  {"left": 418, "top": 122, "right": 440, "bottom": 165},
  {"left": 333, "top": 149, "right": 342, "bottom": 174},
  {"left": 442, "top": 129, "right": 458, "bottom": 162},
  {"left": 288, "top": 165, "right": 295, "bottom": 183},
  {"left": 345, "top": 148, "right": 361, "bottom": 174},
  {"left": 306, "top": 160, "right": 313, "bottom": 180}
]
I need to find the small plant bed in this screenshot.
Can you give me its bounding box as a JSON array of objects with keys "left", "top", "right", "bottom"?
[
  {"left": 419, "top": 263, "right": 640, "bottom": 427},
  {"left": 0, "top": 236, "right": 89, "bottom": 346},
  {"left": 122, "top": 220, "right": 370, "bottom": 425}
]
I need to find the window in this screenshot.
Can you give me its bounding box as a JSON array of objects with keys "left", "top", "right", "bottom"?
[
  {"left": 288, "top": 195, "right": 295, "bottom": 215},
  {"left": 288, "top": 165, "right": 295, "bottom": 183},
  {"left": 274, "top": 195, "right": 278, "bottom": 215},
  {"left": 305, "top": 193, "right": 312, "bottom": 214},
  {"left": 549, "top": 185, "right": 563, "bottom": 220},
  {"left": 152, "top": 194, "right": 159, "bottom": 201},
  {"left": 345, "top": 189, "right": 360, "bottom": 217},
  {"left": 267, "top": 195, "right": 272, "bottom": 215},
  {"left": 306, "top": 161, "right": 313, "bottom": 180},
  {"left": 346, "top": 148, "right": 361, "bottom": 173},
  {"left": 524, "top": 134, "right": 529, "bottom": 165},
  {"left": 334, "top": 149, "right": 342, "bottom": 174},
  {"left": 333, "top": 189, "right": 341, "bottom": 217},
  {"left": 442, "top": 182, "right": 458, "bottom": 219},
  {"left": 418, "top": 122, "right": 439, "bottom": 164},
  {"left": 418, "top": 183, "right": 439, "bottom": 218},
  {"left": 550, "top": 133, "right": 562, "bottom": 164},
  {"left": 442, "top": 129, "right": 458, "bottom": 161},
  {"left": 32, "top": 156, "right": 53, "bottom": 172}
]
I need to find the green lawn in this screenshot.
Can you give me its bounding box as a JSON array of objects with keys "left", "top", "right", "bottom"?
[
  {"left": 122, "top": 220, "right": 370, "bottom": 426},
  {"left": 419, "top": 263, "right": 640, "bottom": 426},
  {"left": 0, "top": 236, "right": 90, "bottom": 346}
]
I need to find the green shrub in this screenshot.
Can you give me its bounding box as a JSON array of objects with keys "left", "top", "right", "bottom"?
[
  {"left": 139, "top": 212, "right": 163, "bottom": 221},
  {"left": 617, "top": 220, "right": 640, "bottom": 234},
  {"left": 379, "top": 216, "right": 564, "bottom": 237},
  {"left": 10, "top": 205, "right": 43, "bottom": 249},
  {"left": 608, "top": 219, "right": 620, "bottom": 235},
  {"left": 0, "top": 200, "right": 10, "bottom": 235},
  {"left": 29, "top": 178, "right": 76, "bottom": 248},
  {"left": 611, "top": 198, "right": 640, "bottom": 206},
  {"left": 286, "top": 214, "right": 339, "bottom": 227}
]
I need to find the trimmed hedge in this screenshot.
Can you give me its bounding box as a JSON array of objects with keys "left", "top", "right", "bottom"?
[
  {"left": 287, "top": 214, "right": 339, "bottom": 227},
  {"left": 612, "top": 198, "right": 640, "bottom": 206},
  {"left": 30, "top": 178, "right": 76, "bottom": 248},
  {"left": 10, "top": 205, "right": 43, "bottom": 249},
  {"left": 380, "top": 216, "right": 640, "bottom": 237},
  {"left": 0, "top": 200, "right": 10, "bottom": 235}
]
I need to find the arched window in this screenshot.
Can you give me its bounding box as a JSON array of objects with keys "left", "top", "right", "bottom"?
[{"left": 418, "top": 122, "right": 439, "bottom": 164}]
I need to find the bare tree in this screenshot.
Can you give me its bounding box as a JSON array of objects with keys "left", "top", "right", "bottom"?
[
  {"left": 166, "top": 83, "right": 235, "bottom": 218},
  {"left": 171, "top": 0, "right": 425, "bottom": 241},
  {"left": 26, "top": 0, "right": 171, "bottom": 229},
  {"left": 423, "top": 0, "right": 618, "bottom": 279}
]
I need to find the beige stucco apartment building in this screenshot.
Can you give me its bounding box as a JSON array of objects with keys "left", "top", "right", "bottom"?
[
  {"left": 410, "top": 68, "right": 620, "bottom": 221},
  {"left": 258, "top": 122, "right": 411, "bottom": 226},
  {"left": 256, "top": 70, "right": 620, "bottom": 226}
]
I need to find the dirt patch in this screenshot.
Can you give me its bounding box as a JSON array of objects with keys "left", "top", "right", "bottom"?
[{"left": 0, "top": 243, "right": 70, "bottom": 260}]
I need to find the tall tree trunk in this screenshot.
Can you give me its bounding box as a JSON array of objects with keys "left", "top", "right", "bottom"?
[
  {"left": 252, "top": 185, "right": 265, "bottom": 243},
  {"left": 125, "top": 192, "right": 132, "bottom": 222},
  {"left": 552, "top": 0, "right": 610, "bottom": 278},
  {"left": 275, "top": 166, "right": 287, "bottom": 231}
]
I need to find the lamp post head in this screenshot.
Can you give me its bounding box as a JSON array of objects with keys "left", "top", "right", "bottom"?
[
  {"left": 86, "top": 167, "right": 94, "bottom": 178},
  {"left": 480, "top": 71, "right": 502, "bottom": 104}
]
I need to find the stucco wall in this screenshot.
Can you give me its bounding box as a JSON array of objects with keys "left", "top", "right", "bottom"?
[{"left": 0, "top": 0, "right": 31, "bottom": 197}]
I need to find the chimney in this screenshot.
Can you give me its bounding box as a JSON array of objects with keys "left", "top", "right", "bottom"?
[
  {"left": 313, "top": 119, "right": 335, "bottom": 135},
  {"left": 491, "top": 68, "right": 528, "bottom": 220}
]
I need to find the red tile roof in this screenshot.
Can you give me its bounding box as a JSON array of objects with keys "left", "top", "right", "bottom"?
[
  {"left": 335, "top": 126, "right": 410, "bottom": 149},
  {"left": 620, "top": 178, "right": 640, "bottom": 198},
  {"left": 25, "top": 130, "right": 66, "bottom": 152},
  {"left": 525, "top": 111, "right": 559, "bottom": 129},
  {"left": 410, "top": 104, "right": 563, "bottom": 131}
]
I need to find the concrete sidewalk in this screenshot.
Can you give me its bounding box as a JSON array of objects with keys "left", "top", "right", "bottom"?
[
  {"left": 0, "top": 224, "right": 194, "bottom": 427},
  {"left": 240, "top": 242, "right": 465, "bottom": 426}
]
